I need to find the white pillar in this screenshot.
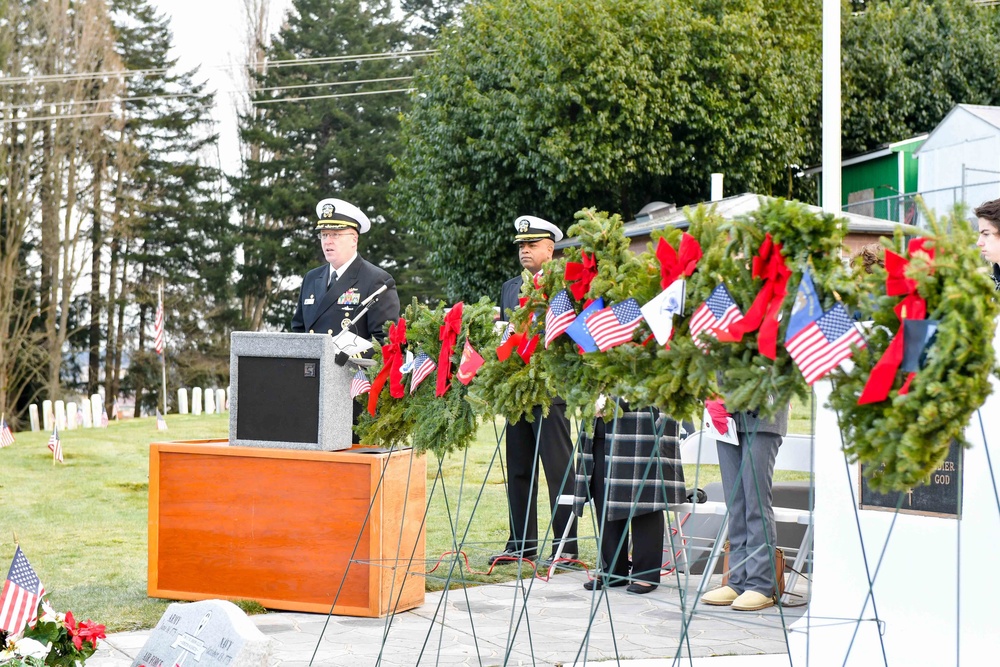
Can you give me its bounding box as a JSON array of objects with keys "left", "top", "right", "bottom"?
[
  {"left": 710, "top": 173, "right": 724, "bottom": 202},
  {"left": 66, "top": 402, "right": 78, "bottom": 430},
  {"left": 215, "top": 388, "right": 227, "bottom": 413},
  {"left": 191, "top": 387, "right": 203, "bottom": 416},
  {"left": 91, "top": 394, "right": 104, "bottom": 426},
  {"left": 80, "top": 398, "right": 93, "bottom": 428},
  {"left": 42, "top": 400, "right": 53, "bottom": 431},
  {"left": 204, "top": 388, "right": 216, "bottom": 415},
  {"left": 822, "top": 0, "right": 842, "bottom": 214},
  {"left": 177, "top": 388, "right": 189, "bottom": 415},
  {"left": 54, "top": 400, "right": 66, "bottom": 430},
  {"left": 28, "top": 404, "right": 40, "bottom": 431}
]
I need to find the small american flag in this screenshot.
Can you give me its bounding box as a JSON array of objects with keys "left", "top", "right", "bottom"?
[
  {"left": 585, "top": 298, "right": 644, "bottom": 351},
  {"left": 409, "top": 352, "right": 437, "bottom": 394},
  {"left": 0, "top": 416, "right": 14, "bottom": 448},
  {"left": 154, "top": 297, "right": 165, "bottom": 356},
  {"left": 350, "top": 370, "right": 371, "bottom": 398},
  {"left": 156, "top": 409, "right": 168, "bottom": 431},
  {"left": 47, "top": 425, "right": 63, "bottom": 463},
  {"left": 499, "top": 321, "right": 515, "bottom": 345},
  {"left": 544, "top": 289, "right": 576, "bottom": 348},
  {"left": 689, "top": 284, "right": 744, "bottom": 349},
  {"left": 100, "top": 410, "right": 109, "bottom": 428},
  {"left": 0, "top": 545, "right": 45, "bottom": 636},
  {"left": 786, "top": 303, "right": 866, "bottom": 385}
]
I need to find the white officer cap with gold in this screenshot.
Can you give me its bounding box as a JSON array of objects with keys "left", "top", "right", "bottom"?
[
  {"left": 315, "top": 198, "right": 371, "bottom": 234},
  {"left": 512, "top": 215, "right": 563, "bottom": 244}
]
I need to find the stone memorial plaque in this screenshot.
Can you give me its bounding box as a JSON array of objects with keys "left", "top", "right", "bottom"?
[
  {"left": 859, "top": 438, "right": 964, "bottom": 519},
  {"left": 131, "top": 599, "right": 272, "bottom": 667}
]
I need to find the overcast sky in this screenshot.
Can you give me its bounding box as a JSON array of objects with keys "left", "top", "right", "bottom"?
[{"left": 150, "top": 0, "right": 294, "bottom": 173}]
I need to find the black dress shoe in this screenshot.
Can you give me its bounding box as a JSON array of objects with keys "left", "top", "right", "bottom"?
[
  {"left": 583, "top": 575, "right": 629, "bottom": 591},
  {"left": 626, "top": 582, "right": 658, "bottom": 594},
  {"left": 488, "top": 550, "right": 536, "bottom": 566}
]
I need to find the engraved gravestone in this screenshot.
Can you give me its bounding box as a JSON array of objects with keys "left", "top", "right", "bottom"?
[{"left": 131, "top": 599, "right": 272, "bottom": 667}]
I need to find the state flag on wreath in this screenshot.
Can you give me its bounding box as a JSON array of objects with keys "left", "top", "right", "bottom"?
[
  {"left": 47, "top": 425, "right": 63, "bottom": 463},
  {"left": 156, "top": 409, "right": 168, "bottom": 432},
  {"left": 456, "top": 338, "right": 485, "bottom": 385},
  {"left": 565, "top": 297, "right": 604, "bottom": 353},
  {"left": 585, "top": 298, "right": 644, "bottom": 351},
  {"left": 689, "top": 283, "right": 744, "bottom": 349},
  {"left": 641, "top": 278, "right": 686, "bottom": 346},
  {"left": 350, "top": 370, "right": 371, "bottom": 399},
  {"left": 544, "top": 289, "right": 576, "bottom": 348},
  {"left": 784, "top": 267, "right": 823, "bottom": 343},
  {"left": 0, "top": 545, "right": 46, "bottom": 636},
  {"left": 0, "top": 416, "right": 14, "bottom": 448},
  {"left": 409, "top": 352, "right": 437, "bottom": 394},
  {"left": 786, "top": 302, "right": 866, "bottom": 385}
]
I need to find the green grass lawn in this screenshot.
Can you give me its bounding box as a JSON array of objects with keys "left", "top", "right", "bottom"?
[{"left": 0, "top": 404, "right": 812, "bottom": 632}]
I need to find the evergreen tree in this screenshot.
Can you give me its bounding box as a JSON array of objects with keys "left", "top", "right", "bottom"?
[
  {"left": 106, "top": 0, "right": 237, "bottom": 414},
  {"left": 232, "top": 0, "right": 444, "bottom": 331},
  {"left": 391, "top": 0, "right": 821, "bottom": 301}
]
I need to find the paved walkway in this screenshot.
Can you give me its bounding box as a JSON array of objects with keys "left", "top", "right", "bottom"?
[{"left": 89, "top": 570, "right": 805, "bottom": 667}]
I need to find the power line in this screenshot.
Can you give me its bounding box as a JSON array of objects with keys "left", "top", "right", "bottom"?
[
  {"left": 0, "top": 86, "right": 417, "bottom": 124},
  {"left": 0, "top": 50, "right": 437, "bottom": 88},
  {"left": 252, "top": 87, "right": 415, "bottom": 105},
  {"left": 0, "top": 76, "right": 415, "bottom": 113}
]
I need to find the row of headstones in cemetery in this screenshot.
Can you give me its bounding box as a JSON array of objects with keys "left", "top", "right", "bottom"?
[{"left": 23, "top": 387, "right": 229, "bottom": 432}]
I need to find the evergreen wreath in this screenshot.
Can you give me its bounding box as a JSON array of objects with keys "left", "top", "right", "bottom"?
[
  {"left": 828, "top": 210, "right": 999, "bottom": 492},
  {"left": 697, "top": 198, "right": 857, "bottom": 418},
  {"left": 355, "top": 297, "right": 498, "bottom": 456},
  {"left": 469, "top": 272, "right": 560, "bottom": 425},
  {"left": 532, "top": 208, "right": 652, "bottom": 428}
]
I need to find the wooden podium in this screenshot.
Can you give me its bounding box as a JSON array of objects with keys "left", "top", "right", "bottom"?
[{"left": 148, "top": 440, "right": 426, "bottom": 617}]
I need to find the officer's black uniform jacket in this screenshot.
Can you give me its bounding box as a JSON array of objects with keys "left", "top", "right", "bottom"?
[{"left": 291, "top": 255, "right": 399, "bottom": 343}]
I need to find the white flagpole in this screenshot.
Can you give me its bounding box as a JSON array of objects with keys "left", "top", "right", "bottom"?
[
  {"left": 160, "top": 282, "right": 167, "bottom": 415},
  {"left": 822, "top": 0, "right": 842, "bottom": 215}
]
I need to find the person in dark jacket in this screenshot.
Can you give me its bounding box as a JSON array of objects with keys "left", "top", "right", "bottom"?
[
  {"left": 490, "top": 215, "right": 578, "bottom": 567},
  {"left": 291, "top": 198, "right": 399, "bottom": 440},
  {"left": 974, "top": 198, "right": 1000, "bottom": 291},
  {"left": 573, "top": 400, "right": 686, "bottom": 594}
]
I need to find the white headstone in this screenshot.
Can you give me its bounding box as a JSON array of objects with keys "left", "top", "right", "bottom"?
[
  {"left": 215, "top": 388, "right": 227, "bottom": 413},
  {"left": 789, "top": 371, "right": 1000, "bottom": 664},
  {"left": 131, "top": 599, "right": 273, "bottom": 667},
  {"left": 192, "top": 387, "right": 203, "bottom": 415},
  {"left": 204, "top": 387, "right": 216, "bottom": 415},
  {"left": 91, "top": 393, "right": 104, "bottom": 427},
  {"left": 66, "top": 402, "right": 78, "bottom": 430},
  {"left": 42, "top": 400, "right": 53, "bottom": 431},
  {"left": 80, "top": 397, "right": 93, "bottom": 428},
  {"left": 54, "top": 400, "right": 66, "bottom": 430},
  {"left": 178, "top": 388, "right": 189, "bottom": 415},
  {"left": 28, "top": 404, "right": 39, "bottom": 431}
]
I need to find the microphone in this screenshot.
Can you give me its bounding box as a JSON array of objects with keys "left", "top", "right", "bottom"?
[{"left": 358, "top": 278, "right": 395, "bottom": 308}]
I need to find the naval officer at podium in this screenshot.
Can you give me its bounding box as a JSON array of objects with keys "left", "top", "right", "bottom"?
[{"left": 291, "top": 198, "right": 400, "bottom": 438}]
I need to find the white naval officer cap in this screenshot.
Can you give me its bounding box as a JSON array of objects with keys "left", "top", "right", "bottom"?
[
  {"left": 512, "top": 215, "right": 563, "bottom": 244},
  {"left": 315, "top": 198, "right": 371, "bottom": 234}
]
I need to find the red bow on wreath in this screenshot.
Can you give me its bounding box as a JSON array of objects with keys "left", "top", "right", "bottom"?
[
  {"left": 564, "top": 251, "right": 597, "bottom": 300},
  {"left": 717, "top": 233, "right": 791, "bottom": 360},
  {"left": 368, "top": 318, "right": 407, "bottom": 415},
  {"left": 656, "top": 232, "right": 703, "bottom": 289},
  {"left": 436, "top": 302, "right": 464, "bottom": 397},
  {"left": 497, "top": 296, "right": 539, "bottom": 364},
  {"left": 858, "top": 238, "right": 935, "bottom": 405}
]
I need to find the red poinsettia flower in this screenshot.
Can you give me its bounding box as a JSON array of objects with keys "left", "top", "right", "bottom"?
[
  {"left": 77, "top": 618, "right": 107, "bottom": 648},
  {"left": 64, "top": 610, "right": 83, "bottom": 650}
]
